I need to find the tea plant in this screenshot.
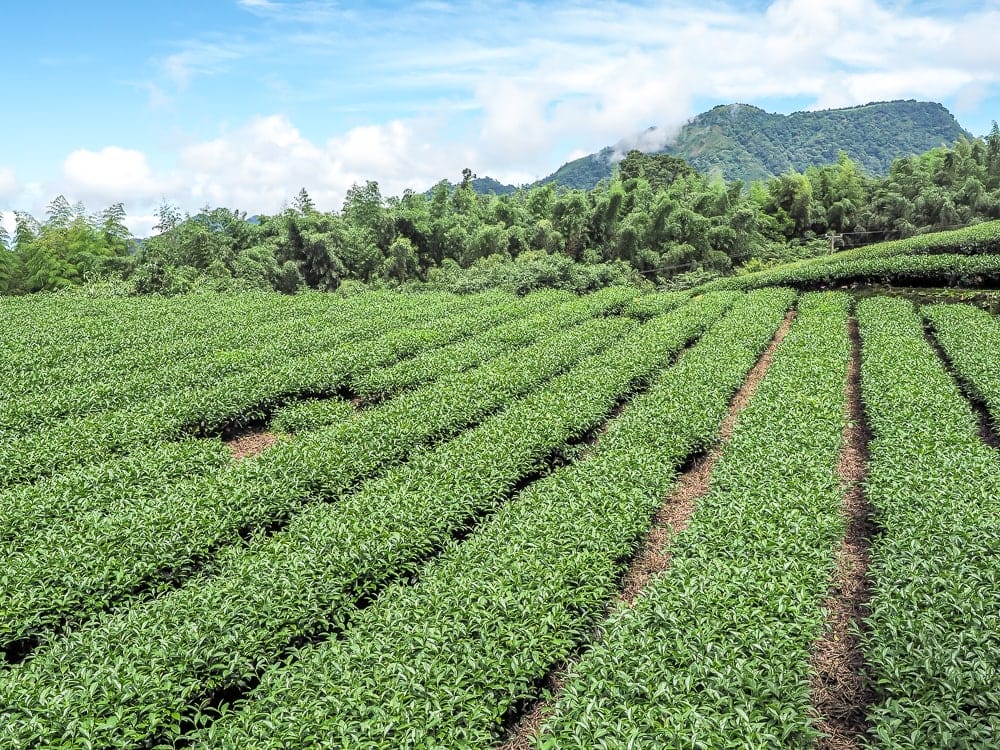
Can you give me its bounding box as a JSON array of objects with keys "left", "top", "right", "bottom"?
[
  {"left": 537, "top": 292, "right": 852, "bottom": 748},
  {"left": 857, "top": 296, "right": 1000, "bottom": 747},
  {"left": 0, "top": 294, "right": 737, "bottom": 748},
  {"left": 923, "top": 301, "right": 1000, "bottom": 429},
  {"left": 188, "top": 288, "right": 798, "bottom": 748},
  {"left": 0, "top": 314, "right": 634, "bottom": 654}
]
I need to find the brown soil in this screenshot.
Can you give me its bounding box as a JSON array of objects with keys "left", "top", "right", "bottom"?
[
  {"left": 497, "top": 309, "right": 796, "bottom": 749},
  {"left": 809, "top": 317, "right": 874, "bottom": 749},
  {"left": 497, "top": 670, "right": 567, "bottom": 750},
  {"left": 225, "top": 431, "right": 281, "bottom": 460},
  {"left": 618, "top": 309, "right": 796, "bottom": 605}
]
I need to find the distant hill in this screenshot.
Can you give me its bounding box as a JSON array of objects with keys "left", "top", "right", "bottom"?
[
  {"left": 534, "top": 100, "right": 971, "bottom": 189},
  {"left": 429, "top": 176, "right": 520, "bottom": 197}
]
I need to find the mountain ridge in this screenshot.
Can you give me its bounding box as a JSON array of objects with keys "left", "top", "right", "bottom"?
[{"left": 471, "top": 99, "right": 972, "bottom": 193}]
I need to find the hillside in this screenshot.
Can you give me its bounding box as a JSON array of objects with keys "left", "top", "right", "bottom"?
[
  {"left": 4, "top": 257, "right": 1000, "bottom": 746},
  {"left": 429, "top": 176, "right": 519, "bottom": 197},
  {"left": 536, "top": 99, "right": 970, "bottom": 189}
]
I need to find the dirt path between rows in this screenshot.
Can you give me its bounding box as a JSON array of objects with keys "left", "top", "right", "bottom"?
[
  {"left": 809, "top": 317, "right": 874, "bottom": 750},
  {"left": 617, "top": 309, "right": 796, "bottom": 604},
  {"left": 498, "top": 309, "right": 797, "bottom": 750},
  {"left": 225, "top": 431, "right": 281, "bottom": 460}
]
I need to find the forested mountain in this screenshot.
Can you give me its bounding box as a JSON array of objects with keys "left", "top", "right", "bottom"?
[
  {"left": 3, "top": 118, "right": 999, "bottom": 297},
  {"left": 537, "top": 100, "right": 970, "bottom": 188},
  {"left": 7, "top": 125, "right": 1000, "bottom": 294},
  {"left": 427, "top": 175, "right": 519, "bottom": 197}
]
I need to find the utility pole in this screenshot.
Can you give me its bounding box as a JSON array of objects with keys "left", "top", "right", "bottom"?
[{"left": 828, "top": 231, "right": 843, "bottom": 254}]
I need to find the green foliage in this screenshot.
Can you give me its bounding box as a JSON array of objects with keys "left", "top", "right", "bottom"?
[
  {"left": 618, "top": 149, "right": 696, "bottom": 191},
  {"left": 269, "top": 397, "right": 356, "bottom": 434},
  {"left": 538, "top": 292, "right": 850, "bottom": 748},
  {"left": 857, "top": 297, "right": 1000, "bottom": 746},
  {"left": 181, "top": 291, "right": 791, "bottom": 749},
  {"left": 3, "top": 105, "right": 995, "bottom": 299},
  {"left": 924, "top": 302, "right": 1000, "bottom": 429},
  {"left": 699, "top": 221, "right": 1000, "bottom": 291},
  {"left": 0, "top": 294, "right": 633, "bottom": 664},
  {"left": 421, "top": 250, "right": 645, "bottom": 295},
  {"left": 0, "top": 296, "right": 649, "bottom": 748},
  {"left": 6, "top": 281, "right": 1000, "bottom": 748},
  {"left": 0, "top": 291, "right": 489, "bottom": 486},
  {"left": 0, "top": 198, "right": 129, "bottom": 294},
  {"left": 163, "top": 294, "right": 739, "bottom": 749}
]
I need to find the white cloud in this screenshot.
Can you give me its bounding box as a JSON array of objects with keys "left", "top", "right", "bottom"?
[
  {"left": 236, "top": 0, "right": 344, "bottom": 24},
  {"left": 0, "top": 211, "right": 15, "bottom": 242},
  {"left": 123, "top": 214, "right": 160, "bottom": 238},
  {"left": 62, "top": 147, "right": 168, "bottom": 205},
  {"left": 0, "top": 167, "right": 19, "bottom": 202},
  {"left": 171, "top": 114, "right": 475, "bottom": 214},
  {"left": 451, "top": 0, "right": 999, "bottom": 167},
  {"left": 160, "top": 39, "right": 251, "bottom": 90},
  {"left": 812, "top": 69, "right": 979, "bottom": 111},
  {"left": 10, "top": 0, "right": 1000, "bottom": 229}
]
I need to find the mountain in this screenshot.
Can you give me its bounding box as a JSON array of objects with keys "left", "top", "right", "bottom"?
[
  {"left": 535, "top": 100, "right": 971, "bottom": 188},
  {"left": 468, "top": 176, "right": 519, "bottom": 196},
  {"left": 427, "top": 176, "right": 520, "bottom": 197}
]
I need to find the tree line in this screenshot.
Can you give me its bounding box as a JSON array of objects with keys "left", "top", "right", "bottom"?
[{"left": 2, "top": 125, "right": 999, "bottom": 296}]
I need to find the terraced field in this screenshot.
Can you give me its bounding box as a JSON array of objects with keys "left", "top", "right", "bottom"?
[{"left": 1, "top": 279, "right": 998, "bottom": 748}]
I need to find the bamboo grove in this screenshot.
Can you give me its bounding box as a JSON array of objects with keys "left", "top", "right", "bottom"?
[{"left": 3, "top": 125, "right": 1000, "bottom": 297}]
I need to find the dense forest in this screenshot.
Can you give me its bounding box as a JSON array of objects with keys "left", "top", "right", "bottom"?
[
  {"left": 2, "top": 124, "right": 1000, "bottom": 297},
  {"left": 537, "top": 100, "right": 971, "bottom": 188}
]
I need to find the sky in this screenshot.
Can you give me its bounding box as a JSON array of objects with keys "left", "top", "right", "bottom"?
[{"left": 1, "top": 0, "right": 999, "bottom": 236}]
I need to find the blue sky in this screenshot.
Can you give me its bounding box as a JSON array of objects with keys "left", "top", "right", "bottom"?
[{"left": 2, "top": 0, "right": 999, "bottom": 235}]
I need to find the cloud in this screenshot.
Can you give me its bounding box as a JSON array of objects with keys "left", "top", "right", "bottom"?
[
  {"left": 176, "top": 114, "right": 476, "bottom": 213},
  {"left": 123, "top": 214, "right": 160, "bottom": 238},
  {"left": 0, "top": 211, "right": 15, "bottom": 243},
  {"left": 610, "top": 125, "right": 686, "bottom": 162},
  {"left": 0, "top": 168, "right": 19, "bottom": 202},
  {"left": 137, "top": 0, "right": 1000, "bottom": 180},
  {"left": 236, "top": 0, "right": 344, "bottom": 24},
  {"left": 13, "top": 0, "right": 1000, "bottom": 229},
  {"left": 160, "top": 38, "right": 252, "bottom": 90},
  {"left": 62, "top": 147, "right": 168, "bottom": 205},
  {"left": 954, "top": 81, "right": 992, "bottom": 116}
]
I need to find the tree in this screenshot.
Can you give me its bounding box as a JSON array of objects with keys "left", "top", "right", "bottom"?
[
  {"left": 99, "top": 203, "right": 131, "bottom": 255},
  {"left": 342, "top": 181, "right": 388, "bottom": 247},
  {"left": 381, "top": 236, "right": 420, "bottom": 282},
  {"left": 294, "top": 187, "right": 315, "bottom": 214},
  {"left": 589, "top": 181, "right": 625, "bottom": 249},
  {"left": 391, "top": 190, "right": 433, "bottom": 270},
  {"left": 987, "top": 121, "right": 1000, "bottom": 187},
  {"left": 45, "top": 196, "right": 74, "bottom": 229},
  {"left": 618, "top": 150, "right": 696, "bottom": 192},
  {"left": 766, "top": 171, "right": 814, "bottom": 237},
  {"left": 552, "top": 190, "right": 590, "bottom": 259},
  {"left": 0, "top": 223, "right": 16, "bottom": 293},
  {"left": 153, "top": 201, "right": 182, "bottom": 234},
  {"left": 278, "top": 212, "right": 347, "bottom": 289}
]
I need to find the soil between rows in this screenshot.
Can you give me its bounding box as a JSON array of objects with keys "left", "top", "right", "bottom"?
[
  {"left": 809, "top": 317, "right": 875, "bottom": 750},
  {"left": 498, "top": 309, "right": 796, "bottom": 750},
  {"left": 225, "top": 430, "right": 282, "bottom": 460}
]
